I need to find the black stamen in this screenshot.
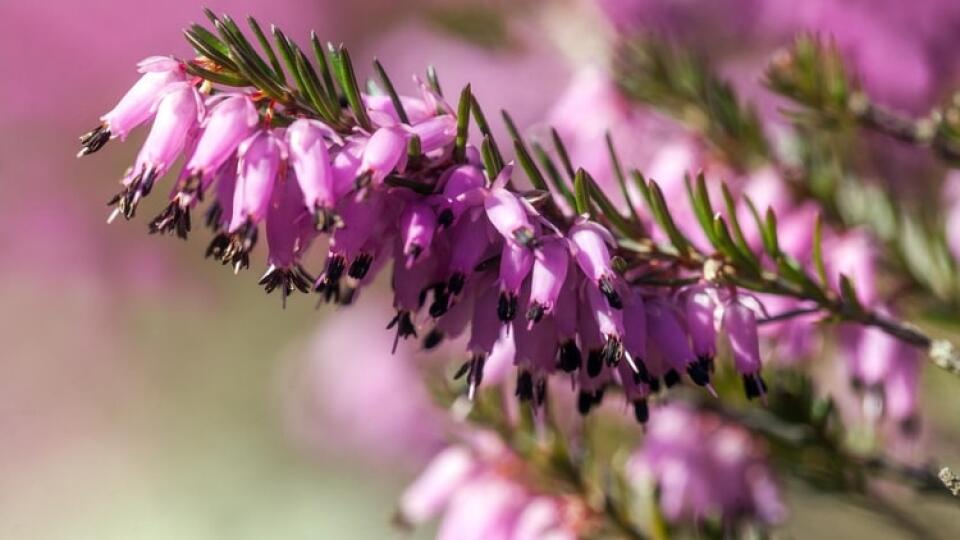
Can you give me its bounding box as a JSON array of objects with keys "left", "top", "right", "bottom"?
[
  {"left": 429, "top": 284, "right": 450, "bottom": 318},
  {"left": 437, "top": 208, "right": 454, "bottom": 228},
  {"left": 602, "top": 337, "right": 623, "bottom": 367},
  {"left": 633, "top": 399, "right": 650, "bottom": 424},
  {"left": 686, "top": 360, "right": 711, "bottom": 387},
  {"left": 664, "top": 369, "right": 681, "bottom": 388},
  {"left": 422, "top": 328, "right": 444, "bottom": 350},
  {"left": 743, "top": 373, "right": 767, "bottom": 400},
  {"left": 348, "top": 253, "right": 373, "bottom": 279},
  {"left": 497, "top": 292, "right": 517, "bottom": 322},
  {"left": 586, "top": 350, "right": 603, "bottom": 377},
  {"left": 558, "top": 341, "right": 582, "bottom": 372},
  {"left": 648, "top": 376, "right": 662, "bottom": 393},
  {"left": 447, "top": 272, "right": 466, "bottom": 296},
  {"left": 204, "top": 220, "right": 257, "bottom": 271},
  {"left": 149, "top": 201, "right": 192, "bottom": 239},
  {"left": 258, "top": 264, "right": 315, "bottom": 308},
  {"left": 387, "top": 310, "right": 418, "bottom": 352},
  {"left": 515, "top": 371, "right": 534, "bottom": 402},
  {"left": 525, "top": 302, "right": 545, "bottom": 324},
  {"left": 78, "top": 124, "right": 111, "bottom": 157},
  {"left": 598, "top": 277, "right": 623, "bottom": 309},
  {"left": 577, "top": 391, "right": 593, "bottom": 416}
]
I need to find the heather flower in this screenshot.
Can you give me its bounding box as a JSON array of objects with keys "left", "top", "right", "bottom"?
[
  {"left": 260, "top": 175, "right": 315, "bottom": 305},
  {"left": 207, "top": 129, "right": 285, "bottom": 272},
  {"left": 447, "top": 206, "right": 499, "bottom": 296},
  {"left": 629, "top": 403, "right": 786, "bottom": 525},
  {"left": 107, "top": 82, "right": 203, "bottom": 221},
  {"left": 150, "top": 94, "right": 260, "bottom": 238},
  {"left": 585, "top": 281, "right": 625, "bottom": 369},
  {"left": 409, "top": 114, "right": 458, "bottom": 153},
  {"left": 684, "top": 285, "right": 718, "bottom": 375},
  {"left": 497, "top": 240, "right": 535, "bottom": 322},
  {"left": 436, "top": 164, "right": 487, "bottom": 227},
  {"left": 400, "top": 200, "right": 438, "bottom": 266},
  {"left": 287, "top": 118, "right": 339, "bottom": 230},
  {"left": 78, "top": 56, "right": 185, "bottom": 156},
  {"left": 568, "top": 219, "right": 622, "bottom": 309},
  {"left": 399, "top": 437, "right": 582, "bottom": 539},
  {"left": 526, "top": 238, "right": 570, "bottom": 324},
  {"left": 359, "top": 126, "right": 408, "bottom": 184},
  {"left": 723, "top": 300, "right": 767, "bottom": 400},
  {"left": 645, "top": 296, "right": 707, "bottom": 388},
  {"left": 484, "top": 165, "right": 537, "bottom": 246}
]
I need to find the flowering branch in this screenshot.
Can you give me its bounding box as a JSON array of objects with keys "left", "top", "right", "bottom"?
[
  {"left": 75, "top": 9, "right": 960, "bottom": 535},
  {"left": 766, "top": 35, "right": 960, "bottom": 165}
]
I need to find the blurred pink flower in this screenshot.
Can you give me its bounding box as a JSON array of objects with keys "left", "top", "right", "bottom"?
[
  {"left": 629, "top": 403, "right": 786, "bottom": 525},
  {"left": 287, "top": 296, "right": 447, "bottom": 468}
]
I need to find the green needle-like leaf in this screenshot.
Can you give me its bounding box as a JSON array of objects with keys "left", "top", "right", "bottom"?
[
  {"left": 583, "top": 170, "right": 634, "bottom": 237},
  {"left": 813, "top": 212, "right": 828, "bottom": 286},
  {"left": 454, "top": 84, "right": 472, "bottom": 162},
  {"left": 248, "top": 17, "right": 285, "bottom": 83},
  {"left": 427, "top": 65, "right": 443, "bottom": 97},
  {"left": 551, "top": 128, "right": 576, "bottom": 179},
  {"left": 685, "top": 173, "right": 719, "bottom": 246},
  {"left": 310, "top": 32, "right": 339, "bottom": 102},
  {"left": 329, "top": 44, "right": 372, "bottom": 131},
  {"left": 184, "top": 62, "right": 248, "bottom": 87},
  {"left": 470, "top": 94, "right": 503, "bottom": 172},
  {"left": 573, "top": 169, "right": 591, "bottom": 216},
  {"left": 184, "top": 25, "right": 236, "bottom": 70},
  {"left": 373, "top": 58, "right": 409, "bottom": 124},
  {"left": 721, "top": 183, "right": 758, "bottom": 264},
  {"left": 532, "top": 142, "right": 575, "bottom": 209},
  {"left": 605, "top": 133, "right": 642, "bottom": 227}
]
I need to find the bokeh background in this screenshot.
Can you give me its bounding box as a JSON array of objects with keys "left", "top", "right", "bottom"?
[{"left": 2, "top": 1, "right": 960, "bottom": 539}]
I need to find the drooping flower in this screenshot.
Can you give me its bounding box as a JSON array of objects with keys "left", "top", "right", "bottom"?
[
  {"left": 207, "top": 129, "right": 285, "bottom": 272},
  {"left": 568, "top": 219, "right": 622, "bottom": 309},
  {"left": 287, "top": 118, "right": 340, "bottom": 230},
  {"left": 526, "top": 238, "right": 570, "bottom": 324},
  {"left": 359, "top": 126, "right": 408, "bottom": 184},
  {"left": 723, "top": 300, "right": 767, "bottom": 400},
  {"left": 150, "top": 94, "right": 260, "bottom": 238},
  {"left": 78, "top": 56, "right": 185, "bottom": 156},
  {"left": 107, "top": 82, "right": 203, "bottom": 221},
  {"left": 259, "top": 175, "right": 315, "bottom": 305}
]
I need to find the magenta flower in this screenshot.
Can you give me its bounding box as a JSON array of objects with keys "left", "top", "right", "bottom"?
[
  {"left": 645, "top": 296, "right": 706, "bottom": 388},
  {"left": 399, "top": 437, "right": 581, "bottom": 539},
  {"left": 359, "top": 126, "right": 408, "bottom": 184},
  {"left": 723, "top": 300, "right": 767, "bottom": 400},
  {"left": 484, "top": 165, "right": 537, "bottom": 246},
  {"left": 206, "top": 129, "right": 285, "bottom": 272},
  {"left": 630, "top": 403, "right": 786, "bottom": 525},
  {"left": 78, "top": 56, "right": 185, "bottom": 156},
  {"left": 569, "top": 219, "right": 622, "bottom": 309},
  {"left": 287, "top": 119, "right": 339, "bottom": 230},
  {"left": 150, "top": 94, "right": 260, "bottom": 238},
  {"left": 685, "top": 285, "right": 718, "bottom": 380},
  {"left": 447, "top": 207, "right": 499, "bottom": 296},
  {"left": 497, "top": 240, "right": 535, "bottom": 322},
  {"left": 260, "top": 176, "right": 315, "bottom": 305},
  {"left": 400, "top": 200, "right": 438, "bottom": 267},
  {"left": 526, "top": 238, "right": 570, "bottom": 324},
  {"left": 107, "top": 82, "right": 202, "bottom": 221},
  {"left": 436, "top": 164, "right": 487, "bottom": 227}
]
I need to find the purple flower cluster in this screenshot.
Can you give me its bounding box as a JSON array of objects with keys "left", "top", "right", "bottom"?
[
  {"left": 629, "top": 403, "right": 786, "bottom": 525},
  {"left": 80, "top": 55, "right": 783, "bottom": 423},
  {"left": 398, "top": 433, "right": 584, "bottom": 539}
]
